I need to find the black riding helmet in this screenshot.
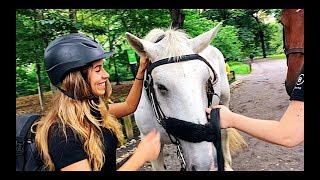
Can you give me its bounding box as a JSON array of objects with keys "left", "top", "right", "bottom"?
[{"left": 44, "top": 33, "right": 114, "bottom": 86}]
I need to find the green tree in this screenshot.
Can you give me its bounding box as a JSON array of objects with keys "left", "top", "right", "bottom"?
[
  {"left": 201, "top": 9, "right": 282, "bottom": 59},
  {"left": 184, "top": 10, "right": 243, "bottom": 60}
]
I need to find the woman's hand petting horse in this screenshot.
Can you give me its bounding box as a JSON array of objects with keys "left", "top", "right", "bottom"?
[{"left": 118, "top": 128, "right": 161, "bottom": 171}]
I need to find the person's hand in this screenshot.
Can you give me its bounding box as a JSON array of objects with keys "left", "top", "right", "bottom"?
[
  {"left": 205, "top": 105, "right": 234, "bottom": 129},
  {"left": 138, "top": 56, "right": 149, "bottom": 72},
  {"left": 135, "top": 128, "right": 161, "bottom": 162}
]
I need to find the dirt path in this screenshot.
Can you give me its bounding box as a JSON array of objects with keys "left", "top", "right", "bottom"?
[
  {"left": 136, "top": 59, "right": 304, "bottom": 171},
  {"left": 229, "top": 59, "right": 304, "bottom": 171}
]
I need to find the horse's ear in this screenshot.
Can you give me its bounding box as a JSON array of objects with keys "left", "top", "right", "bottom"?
[
  {"left": 189, "top": 22, "right": 222, "bottom": 53},
  {"left": 126, "top": 32, "right": 155, "bottom": 58}
]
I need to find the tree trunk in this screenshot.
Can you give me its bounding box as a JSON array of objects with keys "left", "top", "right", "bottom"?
[
  {"left": 108, "top": 35, "right": 120, "bottom": 85},
  {"left": 69, "top": 9, "right": 78, "bottom": 33},
  {"left": 36, "top": 62, "right": 44, "bottom": 110},
  {"left": 169, "top": 9, "right": 185, "bottom": 29},
  {"left": 34, "top": 9, "right": 44, "bottom": 110},
  {"left": 40, "top": 10, "right": 56, "bottom": 97},
  {"left": 259, "top": 30, "right": 267, "bottom": 58},
  {"left": 253, "top": 16, "right": 267, "bottom": 58}
]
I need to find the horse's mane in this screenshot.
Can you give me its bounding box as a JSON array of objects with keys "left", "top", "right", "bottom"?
[{"left": 144, "top": 28, "right": 193, "bottom": 62}]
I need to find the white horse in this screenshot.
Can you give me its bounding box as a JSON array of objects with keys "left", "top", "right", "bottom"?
[{"left": 126, "top": 22, "right": 246, "bottom": 171}]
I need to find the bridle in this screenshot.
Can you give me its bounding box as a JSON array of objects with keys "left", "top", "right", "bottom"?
[
  {"left": 283, "top": 40, "right": 304, "bottom": 64},
  {"left": 143, "top": 54, "right": 224, "bottom": 171},
  {"left": 282, "top": 9, "right": 304, "bottom": 64},
  {"left": 284, "top": 47, "right": 304, "bottom": 57},
  {"left": 282, "top": 27, "right": 304, "bottom": 61}
]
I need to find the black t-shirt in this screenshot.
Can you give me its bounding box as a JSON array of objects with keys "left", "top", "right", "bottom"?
[
  {"left": 48, "top": 124, "right": 118, "bottom": 171},
  {"left": 289, "top": 65, "right": 304, "bottom": 102}
]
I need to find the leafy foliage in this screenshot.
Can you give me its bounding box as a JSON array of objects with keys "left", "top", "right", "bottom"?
[
  {"left": 16, "top": 9, "right": 284, "bottom": 97},
  {"left": 201, "top": 9, "right": 283, "bottom": 58},
  {"left": 184, "top": 10, "right": 243, "bottom": 60}
]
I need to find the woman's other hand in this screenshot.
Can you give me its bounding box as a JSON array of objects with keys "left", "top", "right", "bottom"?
[{"left": 136, "top": 128, "right": 161, "bottom": 162}]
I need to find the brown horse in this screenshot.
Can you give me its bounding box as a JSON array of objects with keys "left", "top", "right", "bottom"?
[{"left": 280, "top": 9, "right": 304, "bottom": 96}]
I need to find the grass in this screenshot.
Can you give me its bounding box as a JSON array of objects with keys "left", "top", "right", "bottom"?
[
  {"left": 254, "top": 53, "right": 286, "bottom": 60},
  {"left": 227, "top": 61, "right": 251, "bottom": 75},
  {"left": 227, "top": 53, "right": 286, "bottom": 75},
  {"left": 266, "top": 54, "right": 286, "bottom": 59}
]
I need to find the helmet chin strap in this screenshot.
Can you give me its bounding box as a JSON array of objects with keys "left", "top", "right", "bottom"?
[
  {"left": 54, "top": 67, "right": 100, "bottom": 101},
  {"left": 54, "top": 85, "right": 99, "bottom": 101}
]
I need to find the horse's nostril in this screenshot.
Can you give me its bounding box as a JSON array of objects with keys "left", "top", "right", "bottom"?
[{"left": 191, "top": 165, "right": 197, "bottom": 171}]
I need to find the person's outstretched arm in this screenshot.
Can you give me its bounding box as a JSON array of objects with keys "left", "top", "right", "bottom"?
[
  {"left": 109, "top": 56, "right": 148, "bottom": 118},
  {"left": 207, "top": 100, "right": 304, "bottom": 148}
]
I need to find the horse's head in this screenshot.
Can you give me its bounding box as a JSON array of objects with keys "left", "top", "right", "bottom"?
[
  {"left": 126, "top": 23, "right": 223, "bottom": 171},
  {"left": 280, "top": 9, "right": 304, "bottom": 96}
]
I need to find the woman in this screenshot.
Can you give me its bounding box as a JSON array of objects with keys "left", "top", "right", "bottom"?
[{"left": 32, "top": 33, "right": 160, "bottom": 171}]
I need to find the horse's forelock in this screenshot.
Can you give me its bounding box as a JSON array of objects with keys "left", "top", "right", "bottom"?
[
  {"left": 144, "top": 28, "right": 166, "bottom": 42},
  {"left": 158, "top": 29, "right": 193, "bottom": 61},
  {"left": 145, "top": 28, "right": 204, "bottom": 63}
]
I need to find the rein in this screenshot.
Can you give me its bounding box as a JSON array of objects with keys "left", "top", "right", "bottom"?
[{"left": 143, "top": 54, "right": 224, "bottom": 171}]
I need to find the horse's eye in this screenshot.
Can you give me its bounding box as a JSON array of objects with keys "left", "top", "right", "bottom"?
[{"left": 157, "top": 84, "right": 168, "bottom": 91}]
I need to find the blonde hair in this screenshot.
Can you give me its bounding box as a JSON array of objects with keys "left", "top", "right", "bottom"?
[{"left": 33, "top": 64, "right": 124, "bottom": 171}]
